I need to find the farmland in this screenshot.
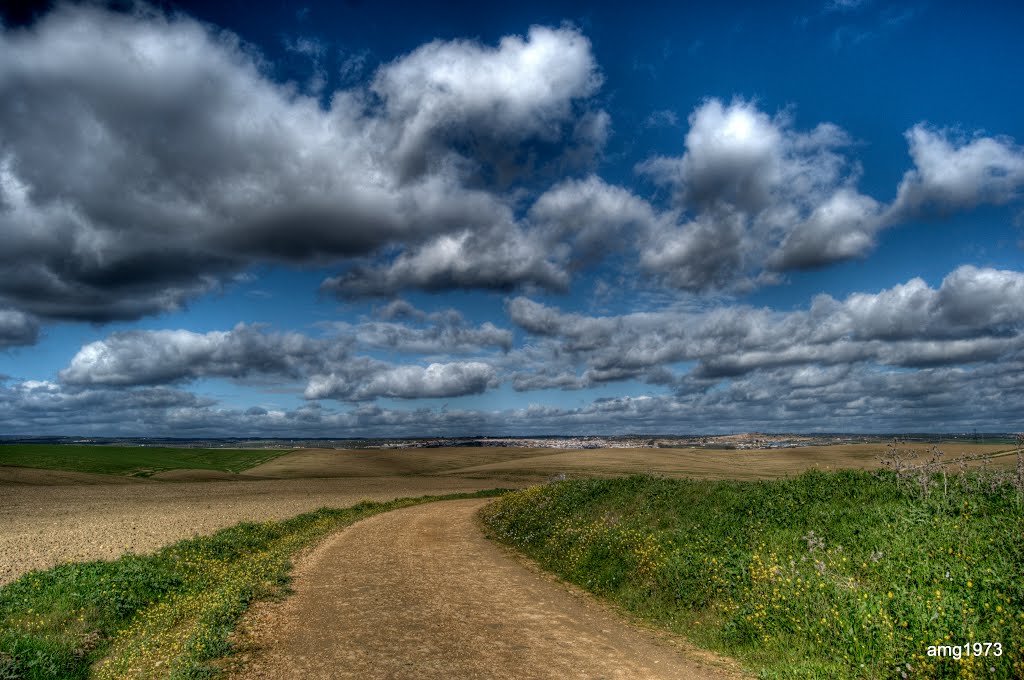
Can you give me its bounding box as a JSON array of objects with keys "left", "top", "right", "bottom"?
[
  {"left": 2, "top": 439, "right": 1021, "bottom": 678},
  {"left": 2, "top": 441, "right": 1019, "bottom": 586}
]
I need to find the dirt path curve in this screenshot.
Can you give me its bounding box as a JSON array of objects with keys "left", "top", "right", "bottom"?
[{"left": 231, "top": 499, "right": 743, "bottom": 679}]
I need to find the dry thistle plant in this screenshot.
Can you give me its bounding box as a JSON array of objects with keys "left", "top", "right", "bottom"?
[
  {"left": 877, "top": 436, "right": 1023, "bottom": 500},
  {"left": 1016, "top": 432, "right": 1024, "bottom": 494}
]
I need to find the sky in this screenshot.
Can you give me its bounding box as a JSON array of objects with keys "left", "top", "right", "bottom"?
[{"left": 1, "top": 0, "right": 1023, "bottom": 437}]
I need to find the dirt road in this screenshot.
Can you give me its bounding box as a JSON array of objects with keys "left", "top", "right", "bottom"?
[{"left": 231, "top": 499, "right": 743, "bottom": 679}]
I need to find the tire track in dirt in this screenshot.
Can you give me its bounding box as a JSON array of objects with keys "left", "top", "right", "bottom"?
[{"left": 230, "top": 499, "right": 744, "bottom": 679}]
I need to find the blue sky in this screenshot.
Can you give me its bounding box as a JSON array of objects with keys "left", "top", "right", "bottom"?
[{"left": 1, "top": 0, "right": 1023, "bottom": 436}]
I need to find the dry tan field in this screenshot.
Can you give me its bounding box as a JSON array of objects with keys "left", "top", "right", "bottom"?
[
  {"left": 238, "top": 446, "right": 557, "bottom": 479},
  {"left": 437, "top": 442, "right": 1018, "bottom": 480},
  {"left": 2, "top": 441, "right": 1016, "bottom": 586},
  {"left": 0, "top": 472, "right": 531, "bottom": 586}
]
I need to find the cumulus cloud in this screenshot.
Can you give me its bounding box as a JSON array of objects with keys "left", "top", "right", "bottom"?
[
  {"left": 506, "top": 265, "right": 1024, "bottom": 387},
  {"left": 631, "top": 103, "right": 1023, "bottom": 291},
  {"left": 57, "top": 316, "right": 509, "bottom": 402},
  {"left": 59, "top": 324, "right": 347, "bottom": 386},
  {"left": 636, "top": 98, "right": 884, "bottom": 288},
  {"left": 528, "top": 175, "right": 660, "bottom": 266},
  {"left": 305, "top": 360, "right": 496, "bottom": 401},
  {"left": 0, "top": 6, "right": 603, "bottom": 321},
  {"left": 769, "top": 188, "right": 882, "bottom": 270},
  {"left": 59, "top": 262, "right": 1010, "bottom": 409},
  {"left": 667, "top": 98, "right": 787, "bottom": 212},
  {"left": 639, "top": 209, "right": 749, "bottom": 290},
  {"left": 371, "top": 24, "right": 602, "bottom": 182},
  {"left": 891, "top": 125, "right": 1024, "bottom": 217},
  {"left": 321, "top": 227, "right": 569, "bottom": 298},
  {"left": 3, "top": 3, "right": 1019, "bottom": 322}
]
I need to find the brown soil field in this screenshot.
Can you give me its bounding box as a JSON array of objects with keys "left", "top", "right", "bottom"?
[{"left": 0, "top": 465, "right": 150, "bottom": 486}]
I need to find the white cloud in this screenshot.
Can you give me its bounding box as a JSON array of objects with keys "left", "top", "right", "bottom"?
[
  {"left": 638, "top": 209, "right": 748, "bottom": 290},
  {"left": 372, "top": 24, "right": 602, "bottom": 177},
  {"left": 305, "top": 361, "right": 496, "bottom": 400},
  {"left": 506, "top": 265, "right": 1024, "bottom": 386},
  {"left": 672, "top": 98, "right": 785, "bottom": 212},
  {"left": 321, "top": 228, "right": 569, "bottom": 298},
  {"left": 57, "top": 314, "right": 511, "bottom": 401},
  {"left": 636, "top": 98, "right": 883, "bottom": 288},
  {"left": 891, "top": 125, "right": 1024, "bottom": 217},
  {"left": 7, "top": 360, "right": 1024, "bottom": 435},
  {"left": 59, "top": 324, "right": 345, "bottom": 386},
  {"left": 529, "top": 175, "right": 661, "bottom": 265},
  {"left": 769, "top": 188, "right": 882, "bottom": 270}
]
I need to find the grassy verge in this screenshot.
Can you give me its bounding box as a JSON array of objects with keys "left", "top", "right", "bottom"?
[
  {"left": 0, "top": 489, "right": 507, "bottom": 679},
  {"left": 480, "top": 471, "right": 1023, "bottom": 679},
  {"left": 0, "top": 444, "right": 292, "bottom": 477}
]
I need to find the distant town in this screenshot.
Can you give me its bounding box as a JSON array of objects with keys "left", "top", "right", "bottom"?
[{"left": 0, "top": 432, "right": 1015, "bottom": 451}]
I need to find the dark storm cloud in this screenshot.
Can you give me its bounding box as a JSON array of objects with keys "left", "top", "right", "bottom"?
[
  {"left": 0, "top": 309, "right": 39, "bottom": 348},
  {"left": 0, "top": 6, "right": 602, "bottom": 322}
]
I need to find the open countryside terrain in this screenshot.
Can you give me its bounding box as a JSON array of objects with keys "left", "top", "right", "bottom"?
[
  {"left": 1, "top": 440, "right": 1016, "bottom": 587},
  {"left": 2, "top": 440, "right": 1021, "bottom": 678}
]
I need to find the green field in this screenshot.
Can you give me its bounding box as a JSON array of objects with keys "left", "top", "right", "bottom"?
[
  {"left": 0, "top": 444, "right": 291, "bottom": 477},
  {"left": 481, "top": 471, "right": 1024, "bottom": 679}
]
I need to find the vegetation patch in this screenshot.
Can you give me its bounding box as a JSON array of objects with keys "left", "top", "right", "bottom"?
[
  {"left": 480, "top": 470, "right": 1023, "bottom": 679},
  {"left": 0, "top": 444, "right": 292, "bottom": 477},
  {"left": 0, "top": 489, "right": 507, "bottom": 679}
]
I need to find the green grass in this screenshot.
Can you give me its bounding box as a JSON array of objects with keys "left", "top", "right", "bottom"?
[
  {"left": 480, "top": 471, "right": 1024, "bottom": 679},
  {"left": 0, "top": 489, "right": 508, "bottom": 679},
  {"left": 0, "top": 444, "right": 292, "bottom": 477}
]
